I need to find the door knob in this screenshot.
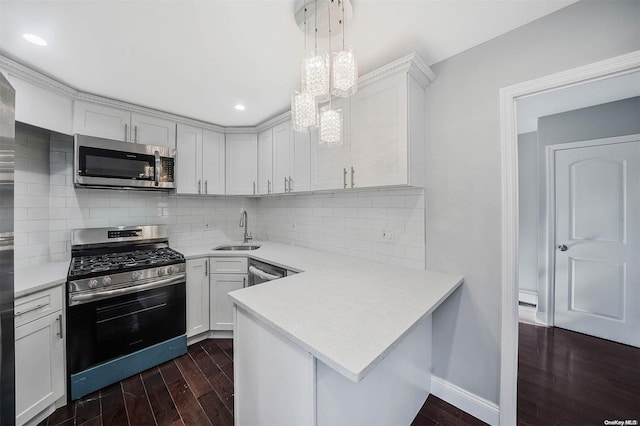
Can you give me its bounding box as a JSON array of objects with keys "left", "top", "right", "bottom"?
[{"left": 557, "top": 244, "right": 568, "bottom": 252}]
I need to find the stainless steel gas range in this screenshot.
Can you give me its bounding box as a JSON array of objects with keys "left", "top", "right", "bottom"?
[{"left": 66, "top": 225, "right": 186, "bottom": 401}]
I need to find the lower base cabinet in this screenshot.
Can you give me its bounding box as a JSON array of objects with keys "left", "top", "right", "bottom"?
[
  {"left": 15, "top": 310, "right": 64, "bottom": 426},
  {"left": 210, "top": 274, "right": 247, "bottom": 331},
  {"left": 186, "top": 258, "right": 210, "bottom": 338}
]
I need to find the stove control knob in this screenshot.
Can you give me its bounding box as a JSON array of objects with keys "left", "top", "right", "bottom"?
[
  {"left": 132, "top": 271, "right": 142, "bottom": 280},
  {"left": 157, "top": 268, "right": 165, "bottom": 277},
  {"left": 102, "top": 276, "right": 112, "bottom": 286},
  {"left": 167, "top": 266, "right": 174, "bottom": 275},
  {"left": 89, "top": 279, "right": 98, "bottom": 289}
]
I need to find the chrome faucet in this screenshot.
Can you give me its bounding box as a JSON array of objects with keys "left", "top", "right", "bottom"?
[{"left": 239, "top": 210, "right": 252, "bottom": 244}]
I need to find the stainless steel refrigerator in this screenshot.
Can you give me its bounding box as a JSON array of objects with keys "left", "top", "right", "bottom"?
[{"left": 0, "top": 71, "right": 16, "bottom": 425}]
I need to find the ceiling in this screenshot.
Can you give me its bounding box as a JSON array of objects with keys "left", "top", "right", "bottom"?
[{"left": 0, "top": 0, "right": 579, "bottom": 127}]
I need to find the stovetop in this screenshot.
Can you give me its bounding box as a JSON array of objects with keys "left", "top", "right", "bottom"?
[{"left": 69, "top": 245, "right": 185, "bottom": 279}]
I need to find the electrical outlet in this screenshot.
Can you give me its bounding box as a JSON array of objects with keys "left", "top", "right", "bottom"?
[{"left": 382, "top": 230, "right": 393, "bottom": 241}]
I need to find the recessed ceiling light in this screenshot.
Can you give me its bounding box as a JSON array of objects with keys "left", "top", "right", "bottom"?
[
  {"left": 23, "top": 33, "right": 48, "bottom": 46},
  {"left": 235, "top": 104, "right": 246, "bottom": 111}
]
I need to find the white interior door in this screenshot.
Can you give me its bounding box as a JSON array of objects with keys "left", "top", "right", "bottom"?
[{"left": 554, "top": 136, "right": 639, "bottom": 347}]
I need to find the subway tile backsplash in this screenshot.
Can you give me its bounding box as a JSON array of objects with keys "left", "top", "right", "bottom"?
[
  {"left": 254, "top": 188, "right": 426, "bottom": 269},
  {"left": 15, "top": 127, "right": 425, "bottom": 270}
]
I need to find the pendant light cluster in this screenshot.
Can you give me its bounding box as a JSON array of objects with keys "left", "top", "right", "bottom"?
[{"left": 292, "top": 0, "right": 357, "bottom": 147}]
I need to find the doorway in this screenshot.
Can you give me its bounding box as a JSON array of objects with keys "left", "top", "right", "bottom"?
[{"left": 498, "top": 51, "right": 640, "bottom": 425}]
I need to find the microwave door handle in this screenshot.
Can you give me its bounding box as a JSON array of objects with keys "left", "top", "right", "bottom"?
[{"left": 154, "top": 150, "right": 160, "bottom": 186}]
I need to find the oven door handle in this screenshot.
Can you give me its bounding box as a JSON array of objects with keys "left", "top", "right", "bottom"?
[
  {"left": 69, "top": 274, "right": 185, "bottom": 306},
  {"left": 248, "top": 265, "right": 282, "bottom": 281}
]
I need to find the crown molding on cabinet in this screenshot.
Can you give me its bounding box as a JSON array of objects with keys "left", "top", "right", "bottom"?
[
  {"left": 359, "top": 52, "right": 437, "bottom": 89},
  {"left": 0, "top": 51, "right": 436, "bottom": 133},
  {"left": 0, "top": 55, "right": 78, "bottom": 99}
]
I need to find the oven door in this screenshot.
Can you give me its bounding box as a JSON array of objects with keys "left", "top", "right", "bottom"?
[
  {"left": 74, "top": 134, "right": 175, "bottom": 189},
  {"left": 67, "top": 280, "right": 186, "bottom": 375}
]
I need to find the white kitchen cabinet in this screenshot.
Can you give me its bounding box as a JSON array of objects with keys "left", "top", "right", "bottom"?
[
  {"left": 292, "top": 128, "right": 312, "bottom": 192},
  {"left": 186, "top": 258, "right": 210, "bottom": 338},
  {"left": 130, "top": 112, "right": 177, "bottom": 149},
  {"left": 225, "top": 133, "right": 258, "bottom": 195},
  {"left": 74, "top": 101, "right": 176, "bottom": 148},
  {"left": 210, "top": 274, "right": 246, "bottom": 331},
  {"left": 311, "top": 97, "right": 351, "bottom": 191},
  {"left": 202, "top": 129, "right": 226, "bottom": 195},
  {"left": 310, "top": 60, "right": 428, "bottom": 190},
  {"left": 257, "top": 129, "right": 273, "bottom": 195},
  {"left": 210, "top": 257, "right": 247, "bottom": 331},
  {"left": 176, "top": 124, "right": 225, "bottom": 195},
  {"left": 15, "top": 288, "right": 65, "bottom": 426},
  {"left": 271, "top": 121, "right": 312, "bottom": 194}
]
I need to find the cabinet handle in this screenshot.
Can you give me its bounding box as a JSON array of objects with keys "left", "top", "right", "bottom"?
[
  {"left": 351, "top": 167, "right": 355, "bottom": 188},
  {"left": 268, "top": 179, "right": 271, "bottom": 194},
  {"left": 15, "top": 303, "right": 46, "bottom": 317},
  {"left": 134, "top": 125, "right": 138, "bottom": 143},
  {"left": 205, "top": 180, "right": 208, "bottom": 194},
  {"left": 253, "top": 181, "right": 256, "bottom": 195},
  {"left": 343, "top": 168, "right": 347, "bottom": 189},
  {"left": 205, "top": 260, "right": 208, "bottom": 276},
  {"left": 243, "top": 277, "right": 246, "bottom": 287},
  {"left": 124, "top": 123, "right": 128, "bottom": 142},
  {"left": 57, "top": 314, "right": 63, "bottom": 339},
  {"left": 198, "top": 179, "right": 202, "bottom": 194},
  {"left": 284, "top": 177, "right": 288, "bottom": 193},
  {"left": 289, "top": 176, "right": 293, "bottom": 192}
]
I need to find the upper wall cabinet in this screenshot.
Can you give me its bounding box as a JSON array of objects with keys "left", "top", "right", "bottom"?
[
  {"left": 310, "top": 53, "right": 434, "bottom": 191},
  {"left": 226, "top": 133, "right": 258, "bottom": 195},
  {"left": 257, "top": 129, "right": 273, "bottom": 195},
  {"left": 73, "top": 101, "right": 177, "bottom": 149},
  {"left": 273, "top": 120, "right": 311, "bottom": 194},
  {"left": 176, "top": 124, "right": 225, "bottom": 195}
]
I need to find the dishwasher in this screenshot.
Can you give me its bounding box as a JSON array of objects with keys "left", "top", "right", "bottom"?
[{"left": 248, "top": 259, "right": 290, "bottom": 286}]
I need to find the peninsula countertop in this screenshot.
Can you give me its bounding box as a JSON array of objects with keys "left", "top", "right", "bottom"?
[{"left": 184, "top": 241, "right": 464, "bottom": 383}]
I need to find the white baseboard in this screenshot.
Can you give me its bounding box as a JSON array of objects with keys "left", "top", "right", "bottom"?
[
  {"left": 518, "top": 290, "right": 538, "bottom": 306},
  {"left": 430, "top": 375, "right": 500, "bottom": 426}
]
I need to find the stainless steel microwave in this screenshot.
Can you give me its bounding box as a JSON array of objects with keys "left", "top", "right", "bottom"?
[{"left": 74, "top": 134, "right": 176, "bottom": 190}]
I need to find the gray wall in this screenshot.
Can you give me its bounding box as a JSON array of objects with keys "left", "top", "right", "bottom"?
[
  {"left": 517, "top": 132, "right": 539, "bottom": 295},
  {"left": 425, "top": 0, "right": 640, "bottom": 404},
  {"left": 535, "top": 96, "right": 640, "bottom": 317}
]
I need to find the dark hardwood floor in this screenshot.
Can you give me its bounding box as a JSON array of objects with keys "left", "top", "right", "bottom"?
[
  {"left": 41, "top": 338, "right": 486, "bottom": 426},
  {"left": 518, "top": 322, "right": 640, "bottom": 426}
]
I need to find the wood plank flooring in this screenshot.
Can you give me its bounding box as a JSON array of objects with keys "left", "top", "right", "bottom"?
[
  {"left": 518, "top": 323, "right": 640, "bottom": 426},
  {"left": 41, "top": 338, "right": 485, "bottom": 426}
]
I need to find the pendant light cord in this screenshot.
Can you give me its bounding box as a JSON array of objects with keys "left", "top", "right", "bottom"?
[
  {"left": 341, "top": 0, "right": 345, "bottom": 50},
  {"left": 327, "top": 0, "right": 333, "bottom": 108}
]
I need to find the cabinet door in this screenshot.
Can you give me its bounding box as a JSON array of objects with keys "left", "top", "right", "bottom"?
[
  {"left": 350, "top": 73, "right": 408, "bottom": 187},
  {"left": 257, "top": 129, "right": 273, "bottom": 195},
  {"left": 292, "top": 130, "right": 312, "bottom": 192},
  {"left": 225, "top": 134, "right": 258, "bottom": 195},
  {"left": 186, "top": 259, "right": 210, "bottom": 338},
  {"left": 202, "top": 130, "right": 226, "bottom": 195},
  {"left": 15, "top": 312, "right": 64, "bottom": 426},
  {"left": 176, "top": 124, "right": 203, "bottom": 195},
  {"left": 130, "top": 113, "right": 176, "bottom": 149},
  {"left": 210, "top": 274, "right": 246, "bottom": 331},
  {"left": 310, "top": 97, "right": 351, "bottom": 190},
  {"left": 273, "top": 121, "right": 292, "bottom": 194},
  {"left": 73, "top": 101, "right": 131, "bottom": 142}
]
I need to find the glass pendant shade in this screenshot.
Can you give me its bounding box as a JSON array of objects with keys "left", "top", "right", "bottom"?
[
  {"left": 291, "top": 90, "right": 318, "bottom": 132},
  {"left": 331, "top": 47, "right": 358, "bottom": 97},
  {"left": 302, "top": 51, "right": 330, "bottom": 102},
  {"left": 319, "top": 107, "right": 342, "bottom": 147}
]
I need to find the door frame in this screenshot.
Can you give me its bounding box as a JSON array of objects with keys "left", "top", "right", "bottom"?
[
  {"left": 498, "top": 50, "right": 640, "bottom": 425},
  {"left": 545, "top": 135, "right": 640, "bottom": 328}
]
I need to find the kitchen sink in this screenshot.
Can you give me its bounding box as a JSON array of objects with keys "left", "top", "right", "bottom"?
[{"left": 213, "top": 244, "right": 261, "bottom": 251}]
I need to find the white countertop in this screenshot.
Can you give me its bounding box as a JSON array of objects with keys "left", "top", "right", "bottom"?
[
  {"left": 185, "top": 241, "right": 463, "bottom": 383},
  {"left": 15, "top": 261, "right": 69, "bottom": 299},
  {"left": 15, "top": 242, "right": 463, "bottom": 384}
]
